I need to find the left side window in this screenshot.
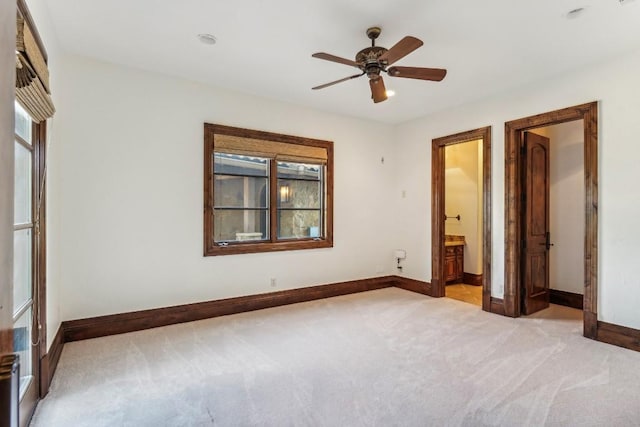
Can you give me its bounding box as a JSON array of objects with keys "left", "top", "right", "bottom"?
[{"left": 13, "top": 102, "right": 35, "bottom": 398}]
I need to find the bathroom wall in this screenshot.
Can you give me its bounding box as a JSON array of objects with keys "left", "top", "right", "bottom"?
[{"left": 444, "top": 139, "right": 483, "bottom": 275}]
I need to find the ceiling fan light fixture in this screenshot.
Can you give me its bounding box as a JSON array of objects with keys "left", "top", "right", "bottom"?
[
  {"left": 386, "top": 90, "right": 396, "bottom": 97},
  {"left": 197, "top": 33, "right": 217, "bottom": 45}
]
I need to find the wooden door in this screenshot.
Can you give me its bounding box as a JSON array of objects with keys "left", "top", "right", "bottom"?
[{"left": 522, "top": 131, "right": 550, "bottom": 315}]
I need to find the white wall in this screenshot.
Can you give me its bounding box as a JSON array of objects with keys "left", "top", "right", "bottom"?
[
  {"left": 0, "top": 0, "right": 16, "bottom": 353},
  {"left": 50, "top": 54, "right": 396, "bottom": 321},
  {"left": 444, "top": 140, "right": 482, "bottom": 274},
  {"left": 394, "top": 48, "right": 640, "bottom": 330},
  {"left": 535, "top": 121, "right": 585, "bottom": 295}
]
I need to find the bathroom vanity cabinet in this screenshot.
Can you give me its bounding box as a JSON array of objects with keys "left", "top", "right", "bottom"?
[{"left": 444, "top": 243, "right": 464, "bottom": 284}]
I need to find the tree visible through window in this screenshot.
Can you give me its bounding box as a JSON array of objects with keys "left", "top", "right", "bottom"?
[{"left": 204, "top": 124, "right": 333, "bottom": 256}]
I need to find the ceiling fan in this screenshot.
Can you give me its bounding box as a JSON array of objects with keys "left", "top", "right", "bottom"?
[{"left": 312, "top": 27, "right": 447, "bottom": 103}]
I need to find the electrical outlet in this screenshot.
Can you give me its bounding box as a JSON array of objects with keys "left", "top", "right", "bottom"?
[{"left": 270, "top": 278, "right": 277, "bottom": 287}]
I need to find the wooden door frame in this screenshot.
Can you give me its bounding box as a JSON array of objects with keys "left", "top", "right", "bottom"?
[
  {"left": 504, "top": 102, "right": 598, "bottom": 339},
  {"left": 34, "top": 121, "right": 47, "bottom": 397},
  {"left": 431, "top": 126, "right": 492, "bottom": 312}
]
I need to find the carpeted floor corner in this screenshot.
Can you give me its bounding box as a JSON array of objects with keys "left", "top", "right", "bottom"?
[{"left": 31, "top": 288, "right": 640, "bottom": 426}]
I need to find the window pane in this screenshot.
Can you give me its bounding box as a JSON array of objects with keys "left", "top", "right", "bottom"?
[
  {"left": 214, "top": 153, "right": 268, "bottom": 177},
  {"left": 14, "top": 102, "right": 32, "bottom": 143},
  {"left": 214, "top": 209, "right": 268, "bottom": 242},
  {"left": 278, "top": 210, "right": 321, "bottom": 239},
  {"left": 278, "top": 179, "right": 320, "bottom": 209},
  {"left": 13, "top": 307, "right": 33, "bottom": 398},
  {"left": 214, "top": 175, "right": 267, "bottom": 208},
  {"left": 277, "top": 162, "right": 321, "bottom": 180},
  {"left": 13, "top": 229, "right": 32, "bottom": 315},
  {"left": 14, "top": 142, "right": 32, "bottom": 225}
]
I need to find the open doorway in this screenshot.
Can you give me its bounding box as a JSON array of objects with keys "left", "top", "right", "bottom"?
[
  {"left": 504, "top": 102, "right": 598, "bottom": 339},
  {"left": 443, "top": 140, "right": 483, "bottom": 306},
  {"left": 431, "top": 126, "right": 492, "bottom": 312},
  {"left": 520, "top": 121, "right": 585, "bottom": 317}
]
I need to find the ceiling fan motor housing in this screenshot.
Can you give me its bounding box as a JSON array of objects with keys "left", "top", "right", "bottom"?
[{"left": 356, "top": 46, "right": 388, "bottom": 78}]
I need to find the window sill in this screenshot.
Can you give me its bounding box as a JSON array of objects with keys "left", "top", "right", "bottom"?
[{"left": 204, "top": 238, "right": 333, "bottom": 256}]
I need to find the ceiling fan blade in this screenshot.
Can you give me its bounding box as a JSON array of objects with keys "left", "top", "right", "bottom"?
[
  {"left": 312, "top": 73, "right": 365, "bottom": 90},
  {"left": 387, "top": 66, "right": 447, "bottom": 81},
  {"left": 369, "top": 77, "right": 388, "bottom": 103},
  {"left": 312, "top": 52, "right": 361, "bottom": 68},
  {"left": 378, "top": 36, "right": 423, "bottom": 66}
]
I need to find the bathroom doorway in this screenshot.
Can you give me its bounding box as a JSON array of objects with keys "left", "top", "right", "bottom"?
[{"left": 431, "top": 126, "right": 492, "bottom": 312}]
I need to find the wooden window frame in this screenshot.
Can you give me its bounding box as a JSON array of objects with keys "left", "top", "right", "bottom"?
[{"left": 204, "top": 124, "right": 333, "bottom": 256}]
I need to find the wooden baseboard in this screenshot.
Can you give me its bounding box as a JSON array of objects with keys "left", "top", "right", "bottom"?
[
  {"left": 48, "top": 326, "right": 64, "bottom": 387},
  {"left": 462, "top": 273, "right": 483, "bottom": 286},
  {"left": 39, "top": 357, "right": 48, "bottom": 396},
  {"left": 39, "top": 325, "right": 64, "bottom": 397},
  {"left": 549, "top": 289, "right": 584, "bottom": 310},
  {"left": 489, "top": 297, "right": 506, "bottom": 316},
  {"left": 584, "top": 311, "right": 597, "bottom": 339},
  {"left": 596, "top": 321, "right": 640, "bottom": 352},
  {"left": 62, "top": 276, "right": 396, "bottom": 342},
  {"left": 394, "top": 276, "right": 432, "bottom": 295}
]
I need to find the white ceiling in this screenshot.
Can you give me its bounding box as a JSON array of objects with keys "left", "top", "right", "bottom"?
[{"left": 44, "top": 0, "right": 640, "bottom": 124}]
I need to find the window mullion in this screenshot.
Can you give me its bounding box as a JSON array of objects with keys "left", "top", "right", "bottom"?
[
  {"left": 269, "top": 159, "right": 278, "bottom": 242},
  {"left": 15, "top": 135, "right": 33, "bottom": 151}
]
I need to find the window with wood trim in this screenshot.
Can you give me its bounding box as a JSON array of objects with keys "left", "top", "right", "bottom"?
[{"left": 204, "top": 124, "right": 333, "bottom": 256}]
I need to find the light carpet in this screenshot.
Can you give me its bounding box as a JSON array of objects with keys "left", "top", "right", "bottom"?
[{"left": 31, "top": 288, "right": 640, "bottom": 426}]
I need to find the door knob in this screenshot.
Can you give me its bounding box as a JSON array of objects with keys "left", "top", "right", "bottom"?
[{"left": 539, "top": 232, "right": 554, "bottom": 249}]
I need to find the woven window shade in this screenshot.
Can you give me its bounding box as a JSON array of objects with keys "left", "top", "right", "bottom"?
[
  {"left": 214, "top": 134, "right": 328, "bottom": 164},
  {"left": 15, "top": 15, "right": 55, "bottom": 123}
]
